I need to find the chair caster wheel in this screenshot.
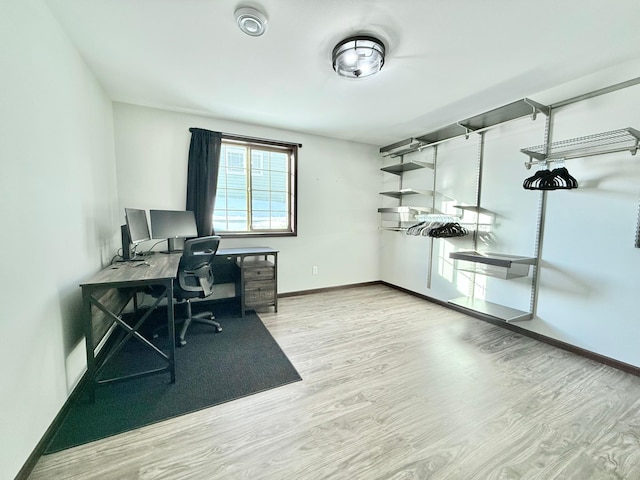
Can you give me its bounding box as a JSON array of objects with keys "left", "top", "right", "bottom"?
[
  {"left": 178, "top": 339, "right": 187, "bottom": 347},
  {"left": 215, "top": 326, "right": 222, "bottom": 333}
]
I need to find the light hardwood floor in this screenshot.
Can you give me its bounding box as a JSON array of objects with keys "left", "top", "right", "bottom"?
[{"left": 29, "top": 285, "right": 640, "bottom": 479}]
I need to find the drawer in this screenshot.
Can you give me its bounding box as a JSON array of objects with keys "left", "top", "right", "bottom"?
[
  {"left": 244, "top": 279, "right": 276, "bottom": 306},
  {"left": 243, "top": 261, "right": 275, "bottom": 280}
]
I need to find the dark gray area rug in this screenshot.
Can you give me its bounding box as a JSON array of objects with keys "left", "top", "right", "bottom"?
[{"left": 45, "top": 303, "right": 301, "bottom": 453}]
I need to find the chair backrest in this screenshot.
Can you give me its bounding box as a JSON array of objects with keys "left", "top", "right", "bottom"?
[{"left": 176, "top": 235, "right": 221, "bottom": 298}]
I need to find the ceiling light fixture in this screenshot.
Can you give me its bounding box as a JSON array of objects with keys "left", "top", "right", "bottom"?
[
  {"left": 234, "top": 6, "right": 268, "bottom": 37},
  {"left": 332, "top": 35, "right": 385, "bottom": 79}
]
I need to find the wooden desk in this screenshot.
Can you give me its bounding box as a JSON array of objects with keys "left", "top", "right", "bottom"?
[
  {"left": 80, "top": 253, "right": 181, "bottom": 399},
  {"left": 217, "top": 247, "right": 279, "bottom": 317}
]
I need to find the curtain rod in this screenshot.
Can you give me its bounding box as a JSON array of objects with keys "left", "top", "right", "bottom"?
[
  {"left": 223, "top": 132, "right": 302, "bottom": 148},
  {"left": 189, "top": 128, "right": 302, "bottom": 148}
]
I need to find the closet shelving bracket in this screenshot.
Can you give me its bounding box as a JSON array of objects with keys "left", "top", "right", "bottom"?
[
  {"left": 521, "top": 127, "right": 640, "bottom": 168},
  {"left": 456, "top": 122, "right": 478, "bottom": 139},
  {"left": 523, "top": 98, "right": 550, "bottom": 121}
]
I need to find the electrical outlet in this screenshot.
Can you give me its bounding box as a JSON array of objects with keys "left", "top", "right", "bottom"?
[{"left": 312, "top": 266, "right": 318, "bottom": 275}]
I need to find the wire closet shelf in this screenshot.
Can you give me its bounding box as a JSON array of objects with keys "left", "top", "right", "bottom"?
[{"left": 521, "top": 127, "right": 640, "bottom": 168}]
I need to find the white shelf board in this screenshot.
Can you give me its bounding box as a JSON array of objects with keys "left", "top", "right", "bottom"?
[
  {"left": 379, "top": 188, "right": 432, "bottom": 199},
  {"left": 449, "top": 297, "right": 532, "bottom": 322},
  {"left": 381, "top": 160, "right": 434, "bottom": 174}
]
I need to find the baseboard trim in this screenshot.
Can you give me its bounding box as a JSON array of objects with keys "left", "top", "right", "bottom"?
[
  {"left": 279, "top": 281, "right": 382, "bottom": 298},
  {"left": 380, "top": 281, "right": 640, "bottom": 377}
]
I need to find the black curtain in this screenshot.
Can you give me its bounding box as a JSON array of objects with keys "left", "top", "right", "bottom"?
[{"left": 186, "top": 128, "right": 222, "bottom": 237}]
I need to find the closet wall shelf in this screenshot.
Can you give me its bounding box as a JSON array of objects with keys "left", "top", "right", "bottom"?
[
  {"left": 380, "top": 98, "right": 549, "bottom": 156},
  {"left": 378, "top": 206, "right": 432, "bottom": 222},
  {"left": 521, "top": 127, "right": 640, "bottom": 166},
  {"left": 379, "top": 138, "right": 425, "bottom": 158},
  {"left": 415, "top": 212, "right": 456, "bottom": 221},
  {"left": 452, "top": 205, "right": 494, "bottom": 215},
  {"left": 381, "top": 160, "right": 434, "bottom": 174},
  {"left": 450, "top": 251, "right": 537, "bottom": 280},
  {"left": 380, "top": 188, "right": 432, "bottom": 199},
  {"left": 449, "top": 297, "right": 532, "bottom": 322}
]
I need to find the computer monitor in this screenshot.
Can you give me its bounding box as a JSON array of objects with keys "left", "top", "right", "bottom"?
[
  {"left": 122, "top": 208, "right": 151, "bottom": 260},
  {"left": 150, "top": 209, "right": 198, "bottom": 253}
]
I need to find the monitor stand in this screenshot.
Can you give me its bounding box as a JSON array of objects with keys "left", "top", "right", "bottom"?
[{"left": 161, "top": 238, "right": 183, "bottom": 254}]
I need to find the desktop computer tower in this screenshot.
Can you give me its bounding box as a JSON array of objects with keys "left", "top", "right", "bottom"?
[{"left": 121, "top": 224, "right": 132, "bottom": 260}]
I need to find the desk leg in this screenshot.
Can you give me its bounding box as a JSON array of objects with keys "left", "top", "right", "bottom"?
[
  {"left": 166, "top": 279, "right": 176, "bottom": 383},
  {"left": 240, "top": 255, "right": 246, "bottom": 318},
  {"left": 274, "top": 253, "right": 278, "bottom": 313},
  {"left": 83, "top": 288, "right": 96, "bottom": 402}
]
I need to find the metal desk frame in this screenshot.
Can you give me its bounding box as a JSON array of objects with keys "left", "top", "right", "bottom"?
[{"left": 80, "top": 253, "right": 181, "bottom": 400}]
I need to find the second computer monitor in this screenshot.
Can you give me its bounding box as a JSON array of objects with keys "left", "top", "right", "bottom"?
[
  {"left": 150, "top": 209, "right": 198, "bottom": 253},
  {"left": 125, "top": 208, "right": 152, "bottom": 245}
]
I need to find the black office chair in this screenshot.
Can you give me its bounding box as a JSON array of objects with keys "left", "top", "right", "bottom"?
[{"left": 166, "top": 235, "right": 222, "bottom": 346}]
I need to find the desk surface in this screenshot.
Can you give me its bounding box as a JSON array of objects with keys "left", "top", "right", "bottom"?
[
  {"left": 81, "top": 253, "right": 182, "bottom": 287},
  {"left": 81, "top": 247, "right": 277, "bottom": 287}
]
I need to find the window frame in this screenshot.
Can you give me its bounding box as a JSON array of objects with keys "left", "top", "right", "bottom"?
[{"left": 213, "top": 135, "right": 298, "bottom": 238}]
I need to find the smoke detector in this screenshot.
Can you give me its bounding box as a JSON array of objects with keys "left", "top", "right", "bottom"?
[{"left": 234, "top": 6, "right": 268, "bottom": 37}]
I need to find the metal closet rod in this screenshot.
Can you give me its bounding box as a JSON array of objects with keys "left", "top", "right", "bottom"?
[
  {"left": 549, "top": 77, "right": 640, "bottom": 109},
  {"left": 549, "top": 76, "right": 640, "bottom": 109}
]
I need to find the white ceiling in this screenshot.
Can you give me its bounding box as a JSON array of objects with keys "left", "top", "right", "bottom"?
[{"left": 44, "top": 0, "right": 640, "bottom": 147}]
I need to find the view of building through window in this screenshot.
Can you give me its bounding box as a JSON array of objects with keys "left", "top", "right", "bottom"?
[{"left": 213, "top": 140, "right": 296, "bottom": 235}]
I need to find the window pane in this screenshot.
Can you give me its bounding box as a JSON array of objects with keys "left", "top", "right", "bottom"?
[
  {"left": 227, "top": 210, "right": 248, "bottom": 231},
  {"left": 217, "top": 165, "right": 227, "bottom": 184},
  {"left": 214, "top": 189, "right": 227, "bottom": 209},
  {"left": 226, "top": 168, "right": 247, "bottom": 190},
  {"left": 226, "top": 189, "right": 246, "bottom": 209},
  {"left": 251, "top": 170, "right": 269, "bottom": 189},
  {"left": 270, "top": 191, "right": 287, "bottom": 211},
  {"left": 270, "top": 153, "right": 288, "bottom": 172},
  {"left": 214, "top": 140, "right": 295, "bottom": 235},
  {"left": 251, "top": 210, "right": 271, "bottom": 229},
  {"left": 251, "top": 150, "right": 270, "bottom": 171},
  {"left": 251, "top": 189, "right": 270, "bottom": 211},
  {"left": 226, "top": 146, "right": 247, "bottom": 175},
  {"left": 269, "top": 170, "right": 287, "bottom": 192},
  {"left": 270, "top": 211, "right": 288, "bottom": 229},
  {"left": 213, "top": 211, "right": 227, "bottom": 232}
]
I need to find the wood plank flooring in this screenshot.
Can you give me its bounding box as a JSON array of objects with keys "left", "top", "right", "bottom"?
[{"left": 28, "top": 284, "right": 640, "bottom": 479}]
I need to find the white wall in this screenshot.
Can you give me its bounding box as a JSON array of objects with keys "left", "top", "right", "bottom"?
[
  {"left": 112, "top": 103, "right": 381, "bottom": 294},
  {"left": 530, "top": 84, "right": 640, "bottom": 365},
  {"left": 0, "top": 0, "right": 119, "bottom": 477},
  {"left": 380, "top": 76, "right": 640, "bottom": 368}
]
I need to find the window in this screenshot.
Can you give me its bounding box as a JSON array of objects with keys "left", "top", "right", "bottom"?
[{"left": 213, "top": 137, "right": 297, "bottom": 236}]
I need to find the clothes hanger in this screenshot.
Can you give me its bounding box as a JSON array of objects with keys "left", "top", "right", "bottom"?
[{"left": 523, "top": 162, "right": 578, "bottom": 190}]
